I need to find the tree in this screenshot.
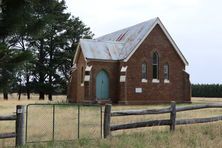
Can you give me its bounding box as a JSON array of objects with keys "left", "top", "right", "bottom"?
[
  {"left": 54, "top": 16, "right": 94, "bottom": 98},
  {"left": 26, "top": 0, "right": 69, "bottom": 100},
  {"left": 0, "top": 0, "right": 32, "bottom": 37},
  {"left": 29, "top": 0, "right": 93, "bottom": 100},
  {"left": 1, "top": 0, "right": 94, "bottom": 100},
  {"left": 192, "top": 84, "right": 222, "bottom": 97},
  {"left": 0, "top": 43, "right": 32, "bottom": 99},
  {"left": 0, "top": 0, "right": 35, "bottom": 99},
  {"left": 59, "top": 17, "right": 93, "bottom": 83}
]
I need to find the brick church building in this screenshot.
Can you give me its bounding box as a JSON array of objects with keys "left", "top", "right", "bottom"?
[{"left": 67, "top": 17, "right": 191, "bottom": 104}]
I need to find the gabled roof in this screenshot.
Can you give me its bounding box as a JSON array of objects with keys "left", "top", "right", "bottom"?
[{"left": 75, "top": 17, "right": 188, "bottom": 65}]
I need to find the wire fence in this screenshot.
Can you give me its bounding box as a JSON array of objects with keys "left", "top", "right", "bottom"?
[{"left": 25, "top": 104, "right": 103, "bottom": 143}]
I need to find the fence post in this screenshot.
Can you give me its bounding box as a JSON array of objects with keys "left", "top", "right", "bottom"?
[
  {"left": 78, "top": 105, "right": 80, "bottom": 139},
  {"left": 104, "top": 104, "right": 111, "bottom": 138},
  {"left": 16, "top": 105, "right": 25, "bottom": 147},
  {"left": 52, "top": 105, "right": 55, "bottom": 142},
  {"left": 170, "top": 101, "right": 176, "bottom": 131}
]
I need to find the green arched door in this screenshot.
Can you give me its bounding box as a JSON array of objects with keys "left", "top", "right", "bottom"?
[{"left": 96, "top": 70, "right": 109, "bottom": 100}]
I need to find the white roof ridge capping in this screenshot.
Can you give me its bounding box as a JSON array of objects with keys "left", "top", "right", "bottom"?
[{"left": 122, "top": 17, "right": 188, "bottom": 65}]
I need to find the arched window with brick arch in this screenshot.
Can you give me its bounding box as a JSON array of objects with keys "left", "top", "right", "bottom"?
[{"left": 152, "top": 52, "right": 159, "bottom": 80}]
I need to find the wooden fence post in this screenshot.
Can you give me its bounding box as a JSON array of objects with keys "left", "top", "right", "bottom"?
[
  {"left": 104, "top": 104, "right": 111, "bottom": 138},
  {"left": 170, "top": 101, "right": 176, "bottom": 131},
  {"left": 16, "top": 105, "right": 25, "bottom": 147}
]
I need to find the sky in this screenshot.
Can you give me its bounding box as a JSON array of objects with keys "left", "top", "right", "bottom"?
[{"left": 65, "top": 0, "right": 222, "bottom": 84}]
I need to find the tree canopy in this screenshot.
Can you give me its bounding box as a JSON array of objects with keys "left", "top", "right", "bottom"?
[
  {"left": 192, "top": 84, "right": 222, "bottom": 97},
  {"left": 0, "top": 0, "right": 93, "bottom": 100}
]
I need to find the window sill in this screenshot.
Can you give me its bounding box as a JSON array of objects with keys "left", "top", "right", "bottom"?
[
  {"left": 152, "top": 79, "right": 160, "bottom": 83},
  {"left": 141, "top": 79, "right": 148, "bottom": 83},
  {"left": 164, "top": 79, "right": 170, "bottom": 83}
]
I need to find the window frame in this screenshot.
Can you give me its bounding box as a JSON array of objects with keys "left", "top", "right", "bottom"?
[
  {"left": 163, "top": 64, "right": 169, "bottom": 80},
  {"left": 141, "top": 63, "right": 147, "bottom": 81},
  {"left": 152, "top": 52, "right": 159, "bottom": 82},
  {"left": 164, "top": 64, "right": 170, "bottom": 83}
]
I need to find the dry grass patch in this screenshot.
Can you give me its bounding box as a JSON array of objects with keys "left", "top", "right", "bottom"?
[
  {"left": 22, "top": 123, "right": 222, "bottom": 148},
  {"left": 1, "top": 96, "right": 222, "bottom": 147},
  {"left": 0, "top": 94, "right": 66, "bottom": 147}
]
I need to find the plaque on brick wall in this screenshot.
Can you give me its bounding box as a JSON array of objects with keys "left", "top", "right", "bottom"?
[{"left": 135, "top": 88, "right": 142, "bottom": 93}]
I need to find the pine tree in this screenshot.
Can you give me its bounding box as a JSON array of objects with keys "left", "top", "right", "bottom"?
[
  {"left": 0, "top": 43, "right": 31, "bottom": 99},
  {"left": 1, "top": 0, "right": 94, "bottom": 100},
  {"left": 0, "top": 0, "right": 36, "bottom": 99}
]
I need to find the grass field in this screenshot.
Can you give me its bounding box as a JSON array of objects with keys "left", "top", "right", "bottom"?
[{"left": 1, "top": 95, "right": 222, "bottom": 147}]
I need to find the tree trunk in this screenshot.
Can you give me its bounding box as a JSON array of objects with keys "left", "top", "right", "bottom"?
[
  {"left": 48, "top": 94, "right": 52, "bottom": 101},
  {"left": 48, "top": 36, "right": 53, "bottom": 101},
  {"left": 27, "top": 90, "right": 30, "bottom": 100},
  {"left": 18, "top": 83, "right": 21, "bottom": 100},
  {"left": 18, "top": 75, "right": 22, "bottom": 100},
  {"left": 38, "top": 38, "right": 45, "bottom": 100},
  {"left": 48, "top": 74, "right": 53, "bottom": 101},
  {"left": 39, "top": 92, "right": 44, "bottom": 100},
  {"left": 18, "top": 92, "right": 21, "bottom": 100},
  {"left": 48, "top": 69, "right": 53, "bottom": 101},
  {"left": 3, "top": 92, "right": 8, "bottom": 100},
  {"left": 2, "top": 64, "right": 8, "bottom": 100},
  {"left": 26, "top": 74, "right": 30, "bottom": 99},
  {"left": 21, "top": 37, "right": 31, "bottom": 100}
]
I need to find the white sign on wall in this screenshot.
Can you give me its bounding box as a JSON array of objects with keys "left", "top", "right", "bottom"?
[
  {"left": 135, "top": 88, "right": 142, "bottom": 93},
  {"left": 120, "top": 75, "right": 126, "bottom": 82}
]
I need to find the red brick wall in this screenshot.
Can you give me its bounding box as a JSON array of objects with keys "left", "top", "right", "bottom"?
[
  {"left": 68, "top": 50, "right": 86, "bottom": 103},
  {"left": 67, "top": 70, "right": 77, "bottom": 102},
  {"left": 88, "top": 60, "right": 119, "bottom": 103},
  {"left": 183, "top": 71, "right": 191, "bottom": 101},
  {"left": 68, "top": 24, "right": 191, "bottom": 104},
  {"left": 121, "top": 24, "right": 190, "bottom": 104},
  {"left": 68, "top": 53, "right": 120, "bottom": 103}
]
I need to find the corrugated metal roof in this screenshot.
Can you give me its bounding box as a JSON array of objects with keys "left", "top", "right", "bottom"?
[
  {"left": 80, "top": 18, "right": 157, "bottom": 60},
  {"left": 78, "top": 17, "right": 188, "bottom": 66},
  {"left": 80, "top": 39, "right": 124, "bottom": 60}
]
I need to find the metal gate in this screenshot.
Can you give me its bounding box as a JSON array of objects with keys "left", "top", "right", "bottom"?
[{"left": 25, "top": 104, "right": 103, "bottom": 143}]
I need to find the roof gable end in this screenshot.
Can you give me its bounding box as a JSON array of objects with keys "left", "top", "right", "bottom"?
[{"left": 123, "top": 18, "right": 188, "bottom": 65}]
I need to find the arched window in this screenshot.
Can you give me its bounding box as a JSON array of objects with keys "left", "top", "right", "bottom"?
[
  {"left": 152, "top": 52, "right": 159, "bottom": 79},
  {"left": 164, "top": 64, "right": 169, "bottom": 80},
  {"left": 141, "top": 63, "right": 147, "bottom": 79}
]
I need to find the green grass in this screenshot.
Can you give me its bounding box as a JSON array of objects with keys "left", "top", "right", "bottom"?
[{"left": 21, "top": 123, "right": 222, "bottom": 148}]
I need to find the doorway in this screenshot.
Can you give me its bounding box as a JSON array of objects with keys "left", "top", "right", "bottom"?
[{"left": 96, "top": 70, "right": 109, "bottom": 100}]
